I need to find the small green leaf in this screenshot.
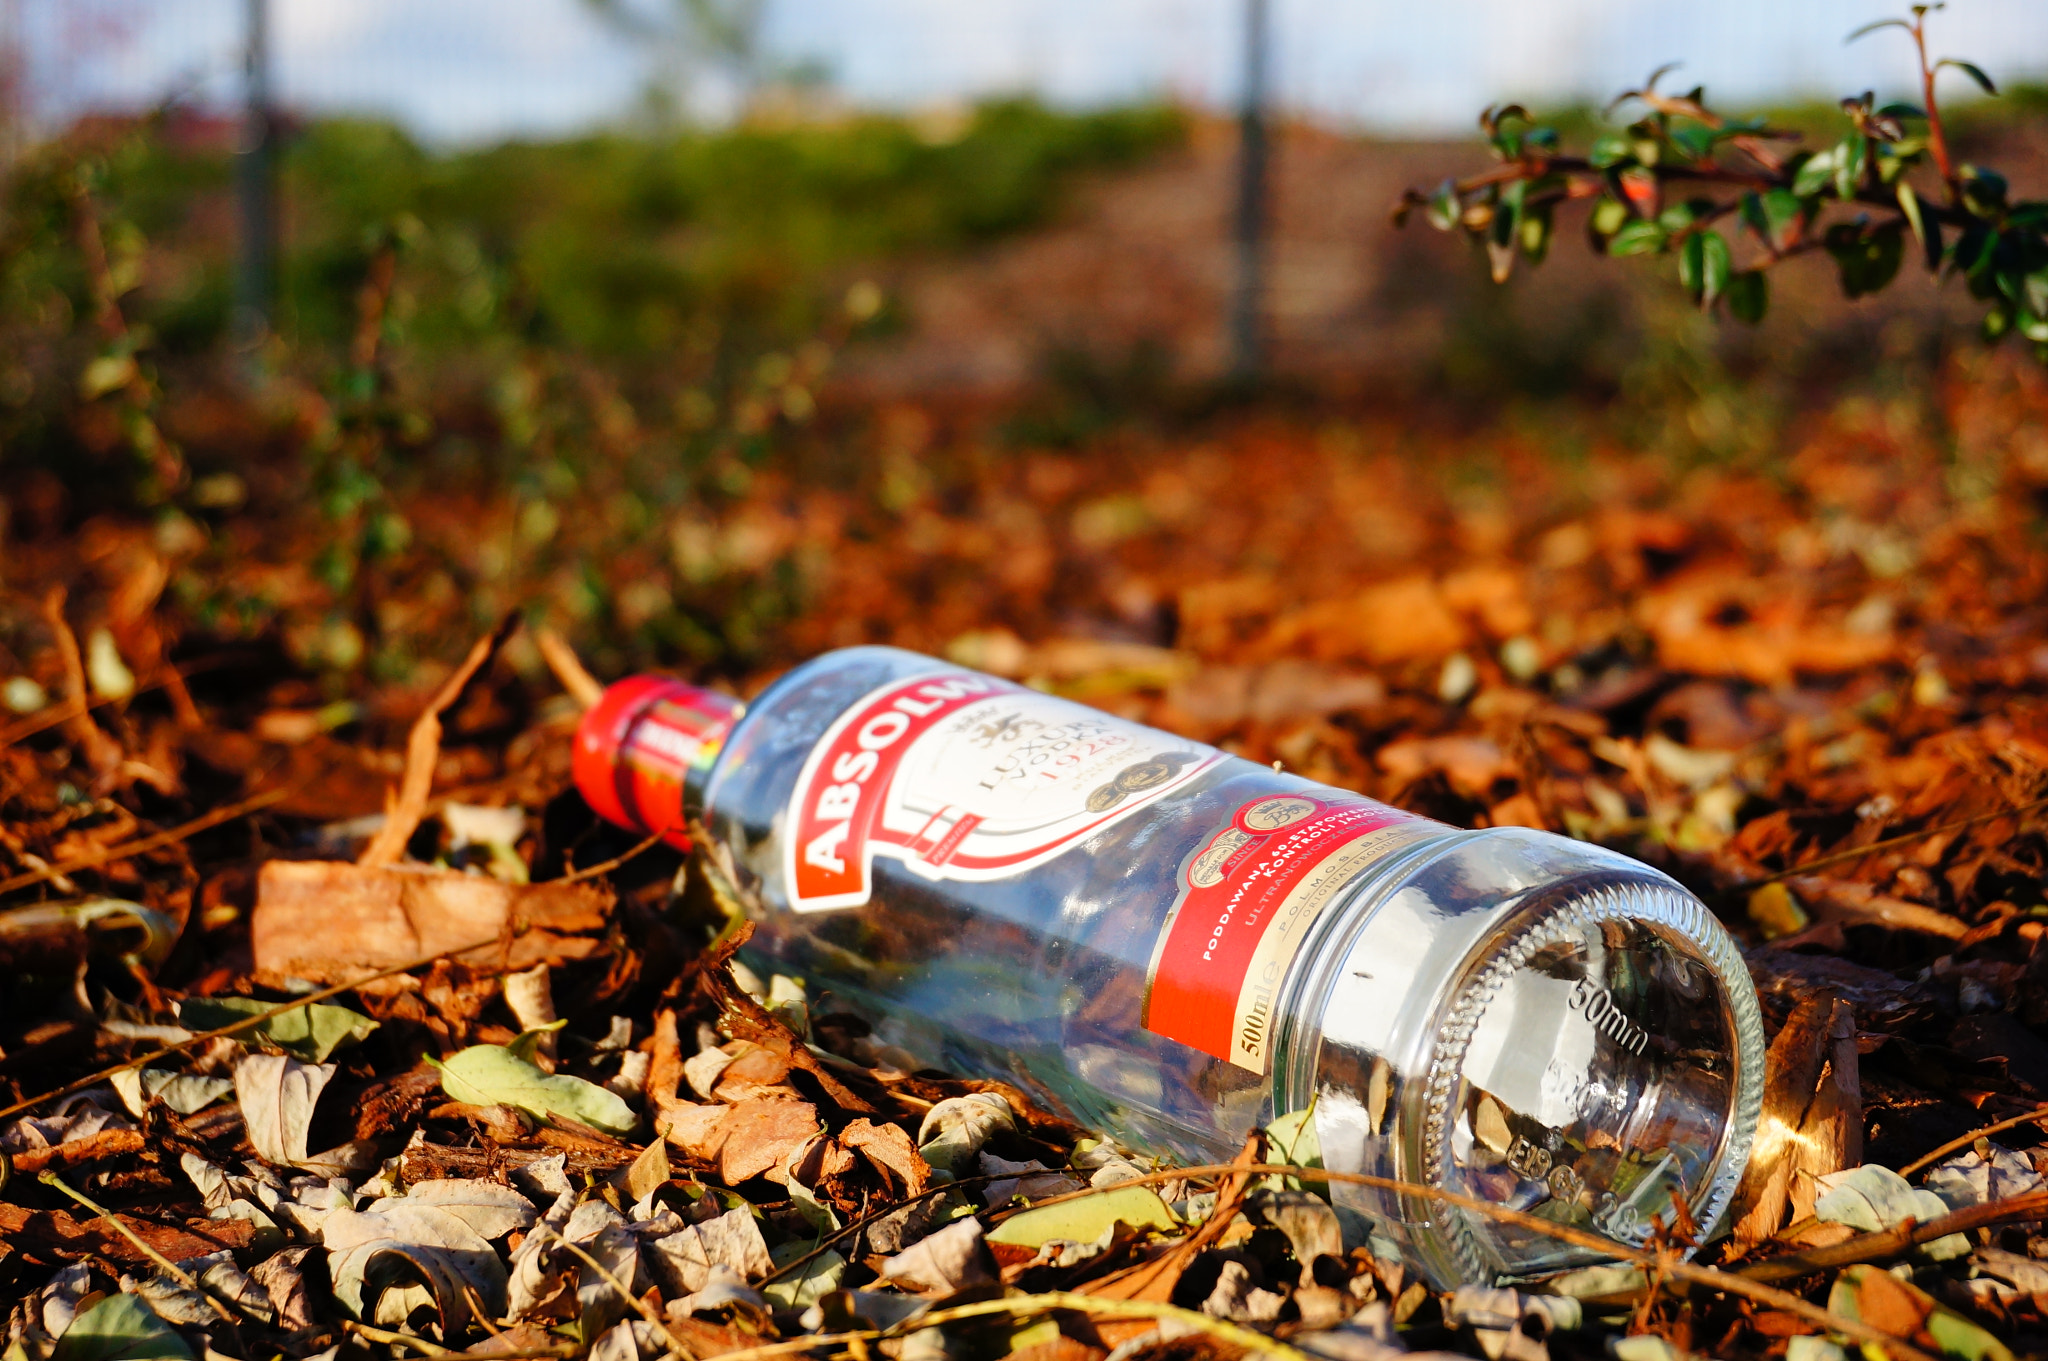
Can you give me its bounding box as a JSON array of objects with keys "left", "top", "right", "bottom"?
[
  {"left": 1897, "top": 181, "right": 1926, "bottom": 246},
  {"left": 987, "top": 1185, "right": 1179, "bottom": 1249},
  {"left": 1791, "top": 148, "right": 1837, "bottom": 198},
  {"left": 1955, "top": 224, "right": 1997, "bottom": 278},
  {"left": 1846, "top": 17, "right": 1913, "bottom": 42},
  {"left": 1826, "top": 222, "right": 1905, "bottom": 298},
  {"left": 1267, "top": 1105, "right": 1323, "bottom": 1169},
  {"left": 505, "top": 1020, "right": 566, "bottom": 1066},
  {"left": 1834, "top": 137, "right": 1869, "bottom": 199},
  {"left": 1938, "top": 59, "right": 1999, "bottom": 96},
  {"left": 1518, "top": 204, "right": 1553, "bottom": 264},
  {"left": 1667, "top": 124, "right": 1715, "bottom": 161},
  {"left": 426, "top": 1039, "right": 637, "bottom": 1136},
  {"left": 1962, "top": 166, "right": 2009, "bottom": 213},
  {"left": 1656, "top": 200, "right": 1700, "bottom": 233},
  {"left": 1727, "top": 270, "right": 1769, "bottom": 323},
  {"left": 50, "top": 1295, "right": 193, "bottom": 1361},
  {"left": 1426, "top": 179, "right": 1459, "bottom": 232},
  {"left": 1607, "top": 221, "right": 1667, "bottom": 257},
  {"left": 1699, "top": 231, "right": 1732, "bottom": 307},
  {"left": 1485, "top": 182, "right": 1521, "bottom": 283},
  {"left": 1678, "top": 232, "right": 1705, "bottom": 295},
  {"left": 178, "top": 996, "right": 378, "bottom": 1064},
  {"left": 1757, "top": 189, "right": 1806, "bottom": 252},
  {"left": 1588, "top": 134, "right": 1632, "bottom": 170},
  {"left": 1590, "top": 197, "right": 1631, "bottom": 237}
]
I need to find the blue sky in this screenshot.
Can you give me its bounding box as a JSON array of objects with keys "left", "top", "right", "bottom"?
[{"left": 29, "top": 0, "right": 2048, "bottom": 144}]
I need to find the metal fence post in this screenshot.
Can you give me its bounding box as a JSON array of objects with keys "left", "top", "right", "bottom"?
[
  {"left": 1228, "top": 0, "right": 1270, "bottom": 381},
  {"left": 234, "top": 0, "right": 274, "bottom": 375}
]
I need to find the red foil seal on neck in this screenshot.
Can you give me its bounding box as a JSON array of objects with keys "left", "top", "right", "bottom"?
[{"left": 572, "top": 676, "right": 744, "bottom": 852}]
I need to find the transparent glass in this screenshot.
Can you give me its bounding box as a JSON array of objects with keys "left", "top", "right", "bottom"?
[{"left": 682, "top": 646, "right": 1764, "bottom": 1286}]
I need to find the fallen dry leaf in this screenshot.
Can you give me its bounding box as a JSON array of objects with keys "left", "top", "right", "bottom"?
[
  {"left": 840, "top": 1117, "right": 930, "bottom": 1196},
  {"left": 250, "top": 860, "right": 611, "bottom": 984},
  {"left": 715, "top": 1097, "right": 821, "bottom": 1184}
]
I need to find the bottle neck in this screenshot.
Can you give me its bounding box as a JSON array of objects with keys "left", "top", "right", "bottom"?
[{"left": 573, "top": 677, "right": 745, "bottom": 849}]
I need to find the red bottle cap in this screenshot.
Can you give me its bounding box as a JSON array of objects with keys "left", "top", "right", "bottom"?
[{"left": 572, "top": 676, "right": 744, "bottom": 851}]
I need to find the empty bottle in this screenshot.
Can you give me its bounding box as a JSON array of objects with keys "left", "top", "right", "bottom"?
[{"left": 573, "top": 645, "right": 1763, "bottom": 1286}]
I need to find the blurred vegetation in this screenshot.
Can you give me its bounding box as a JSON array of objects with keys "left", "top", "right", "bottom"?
[
  {"left": 0, "top": 98, "right": 1184, "bottom": 681},
  {"left": 0, "top": 68, "right": 2042, "bottom": 695}
]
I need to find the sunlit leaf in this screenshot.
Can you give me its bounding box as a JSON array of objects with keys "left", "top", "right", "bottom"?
[
  {"left": 1792, "top": 149, "right": 1838, "bottom": 198},
  {"left": 1834, "top": 137, "right": 1868, "bottom": 200},
  {"left": 179, "top": 996, "right": 378, "bottom": 1064},
  {"left": 427, "top": 1037, "right": 637, "bottom": 1136},
  {"left": 987, "top": 1185, "right": 1178, "bottom": 1249},
  {"left": 49, "top": 1295, "right": 192, "bottom": 1361},
  {"left": 761, "top": 1246, "right": 844, "bottom": 1309},
  {"left": 1588, "top": 134, "right": 1632, "bottom": 169},
  {"left": 1897, "top": 182, "right": 1927, "bottom": 247},
  {"left": 1426, "top": 179, "right": 1460, "bottom": 232},
  {"left": 1758, "top": 188, "right": 1806, "bottom": 252},
  {"left": 1515, "top": 204, "right": 1540, "bottom": 261},
  {"left": 1607, "top": 221, "right": 1667, "bottom": 257},
  {"left": 1699, "top": 231, "right": 1732, "bottom": 307},
  {"left": 1590, "top": 197, "right": 1631, "bottom": 237}
]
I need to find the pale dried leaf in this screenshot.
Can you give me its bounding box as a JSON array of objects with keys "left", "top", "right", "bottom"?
[
  {"left": 234, "top": 1054, "right": 333, "bottom": 1168},
  {"left": 647, "top": 1207, "right": 774, "bottom": 1295},
  {"left": 877, "top": 1218, "right": 993, "bottom": 1295}
]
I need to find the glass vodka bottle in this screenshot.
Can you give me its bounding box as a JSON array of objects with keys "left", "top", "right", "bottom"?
[{"left": 573, "top": 645, "right": 1764, "bottom": 1286}]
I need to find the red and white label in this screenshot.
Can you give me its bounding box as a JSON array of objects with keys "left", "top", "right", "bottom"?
[
  {"left": 785, "top": 671, "right": 1221, "bottom": 911},
  {"left": 1145, "top": 794, "right": 1433, "bottom": 1073}
]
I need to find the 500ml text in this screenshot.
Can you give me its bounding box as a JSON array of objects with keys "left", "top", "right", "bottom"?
[{"left": 1566, "top": 978, "right": 1649, "bottom": 1055}]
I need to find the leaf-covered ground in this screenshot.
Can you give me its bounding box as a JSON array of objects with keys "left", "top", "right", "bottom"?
[{"left": 9, "top": 345, "right": 2048, "bottom": 1361}]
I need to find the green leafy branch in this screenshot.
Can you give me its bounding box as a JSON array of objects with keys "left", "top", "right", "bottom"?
[{"left": 1395, "top": 5, "right": 2045, "bottom": 350}]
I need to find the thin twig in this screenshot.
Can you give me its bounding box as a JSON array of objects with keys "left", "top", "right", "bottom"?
[
  {"left": 535, "top": 627, "right": 604, "bottom": 709},
  {"left": 360, "top": 615, "right": 520, "bottom": 868},
  {"left": 0, "top": 931, "right": 506, "bottom": 1122},
  {"left": 1759, "top": 793, "right": 2048, "bottom": 884},
  {"left": 558, "top": 829, "right": 667, "bottom": 885},
  {"left": 1739, "top": 1189, "right": 2048, "bottom": 1284},
  {"left": 343, "top": 1319, "right": 454, "bottom": 1357},
  {"left": 707, "top": 1292, "right": 1313, "bottom": 1361},
  {"left": 341, "top": 1325, "right": 573, "bottom": 1361},
  {"left": 1898, "top": 1105, "right": 2048, "bottom": 1179},
  {"left": 1910, "top": 9, "right": 1958, "bottom": 195},
  {"left": 37, "top": 1171, "right": 238, "bottom": 1326},
  {"left": 0, "top": 786, "right": 293, "bottom": 897}
]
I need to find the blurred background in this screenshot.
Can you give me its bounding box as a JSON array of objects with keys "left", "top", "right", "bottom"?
[{"left": 3, "top": 0, "right": 2047, "bottom": 695}]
